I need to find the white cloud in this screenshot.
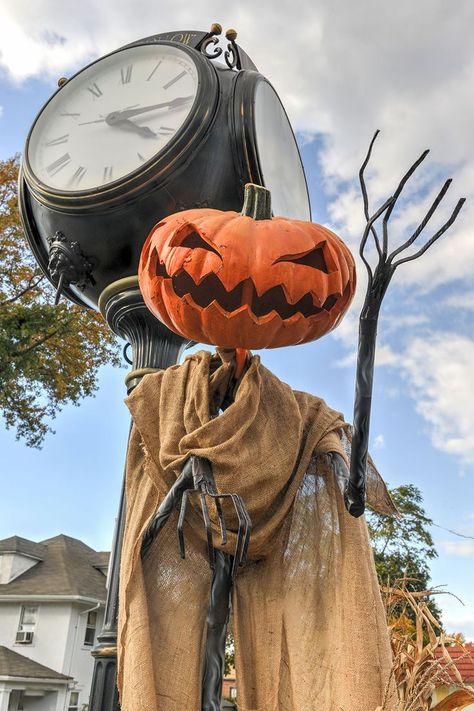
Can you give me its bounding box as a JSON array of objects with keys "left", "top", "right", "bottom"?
[
  {"left": 444, "top": 291, "right": 474, "bottom": 311},
  {"left": 402, "top": 333, "right": 474, "bottom": 464},
  {"left": 384, "top": 314, "right": 430, "bottom": 334},
  {"left": 336, "top": 328, "right": 474, "bottom": 467},
  {"left": 373, "top": 434, "right": 385, "bottom": 450},
  {"left": 442, "top": 610, "right": 474, "bottom": 639},
  {"left": 440, "top": 541, "right": 474, "bottom": 557}
]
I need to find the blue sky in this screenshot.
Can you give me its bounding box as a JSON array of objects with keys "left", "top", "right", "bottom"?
[{"left": 1, "top": 1, "right": 473, "bottom": 637}]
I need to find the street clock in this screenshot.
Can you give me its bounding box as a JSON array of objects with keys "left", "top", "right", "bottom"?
[{"left": 20, "top": 27, "right": 311, "bottom": 310}]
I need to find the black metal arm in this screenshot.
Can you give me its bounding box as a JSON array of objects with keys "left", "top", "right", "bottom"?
[
  {"left": 140, "top": 459, "right": 194, "bottom": 558},
  {"left": 341, "top": 130, "right": 465, "bottom": 518}
]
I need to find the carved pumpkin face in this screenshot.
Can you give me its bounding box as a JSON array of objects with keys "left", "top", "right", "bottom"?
[{"left": 139, "top": 184, "right": 356, "bottom": 349}]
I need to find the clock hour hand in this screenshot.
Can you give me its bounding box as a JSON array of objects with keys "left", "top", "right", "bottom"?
[
  {"left": 111, "top": 118, "right": 156, "bottom": 138},
  {"left": 106, "top": 95, "right": 193, "bottom": 122},
  {"left": 78, "top": 115, "right": 155, "bottom": 137}
]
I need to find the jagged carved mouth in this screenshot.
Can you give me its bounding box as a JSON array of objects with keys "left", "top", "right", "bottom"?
[{"left": 155, "top": 262, "right": 341, "bottom": 319}]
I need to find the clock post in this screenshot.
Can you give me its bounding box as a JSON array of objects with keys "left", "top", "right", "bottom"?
[{"left": 89, "top": 277, "right": 188, "bottom": 711}]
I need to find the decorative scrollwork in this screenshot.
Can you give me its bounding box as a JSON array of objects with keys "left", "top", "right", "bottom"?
[
  {"left": 199, "top": 23, "right": 241, "bottom": 70},
  {"left": 200, "top": 23, "right": 223, "bottom": 60},
  {"left": 47, "top": 231, "right": 96, "bottom": 304},
  {"left": 201, "top": 35, "right": 223, "bottom": 60}
]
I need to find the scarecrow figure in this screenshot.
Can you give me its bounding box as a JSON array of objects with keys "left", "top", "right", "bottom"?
[{"left": 117, "top": 134, "right": 464, "bottom": 711}]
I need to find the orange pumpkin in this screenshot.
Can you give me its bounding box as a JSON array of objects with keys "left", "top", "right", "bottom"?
[{"left": 139, "top": 184, "right": 356, "bottom": 349}]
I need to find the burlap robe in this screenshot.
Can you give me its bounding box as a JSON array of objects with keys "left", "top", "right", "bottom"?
[{"left": 118, "top": 350, "right": 397, "bottom": 711}]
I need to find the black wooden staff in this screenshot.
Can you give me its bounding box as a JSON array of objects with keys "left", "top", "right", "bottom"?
[{"left": 336, "top": 130, "right": 465, "bottom": 517}]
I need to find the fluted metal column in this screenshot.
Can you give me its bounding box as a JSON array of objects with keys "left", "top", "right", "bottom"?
[{"left": 89, "top": 276, "right": 188, "bottom": 711}]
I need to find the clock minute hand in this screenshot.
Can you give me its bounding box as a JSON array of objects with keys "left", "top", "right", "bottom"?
[{"left": 106, "top": 95, "right": 193, "bottom": 123}]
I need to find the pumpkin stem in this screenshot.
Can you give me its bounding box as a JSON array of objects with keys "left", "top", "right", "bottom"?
[{"left": 241, "top": 183, "right": 272, "bottom": 221}]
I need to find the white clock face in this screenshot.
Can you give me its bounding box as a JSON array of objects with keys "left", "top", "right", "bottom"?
[
  {"left": 27, "top": 44, "right": 199, "bottom": 192},
  {"left": 254, "top": 80, "right": 310, "bottom": 221}
]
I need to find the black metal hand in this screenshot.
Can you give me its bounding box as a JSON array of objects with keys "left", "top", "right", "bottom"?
[
  {"left": 106, "top": 95, "right": 193, "bottom": 123},
  {"left": 141, "top": 456, "right": 251, "bottom": 574},
  {"left": 178, "top": 457, "right": 251, "bottom": 577},
  {"left": 345, "top": 130, "right": 466, "bottom": 518}
]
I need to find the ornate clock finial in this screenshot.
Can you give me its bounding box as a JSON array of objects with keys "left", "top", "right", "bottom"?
[{"left": 224, "top": 28, "right": 240, "bottom": 69}]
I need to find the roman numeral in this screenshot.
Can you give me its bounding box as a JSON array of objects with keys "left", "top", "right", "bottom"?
[
  {"left": 60, "top": 111, "right": 81, "bottom": 118},
  {"left": 147, "top": 60, "right": 162, "bottom": 81},
  {"left": 137, "top": 152, "right": 145, "bottom": 162},
  {"left": 70, "top": 166, "right": 87, "bottom": 186},
  {"left": 120, "top": 65, "right": 133, "bottom": 84},
  {"left": 158, "top": 126, "right": 175, "bottom": 136},
  {"left": 86, "top": 83, "right": 103, "bottom": 99},
  {"left": 163, "top": 70, "right": 186, "bottom": 90},
  {"left": 103, "top": 166, "right": 113, "bottom": 183},
  {"left": 46, "top": 153, "right": 71, "bottom": 176},
  {"left": 45, "top": 134, "right": 69, "bottom": 147}
]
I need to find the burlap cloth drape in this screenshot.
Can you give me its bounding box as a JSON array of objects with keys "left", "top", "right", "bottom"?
[{"left": 118, "top": 350, "right": 397, "bottom": 711}]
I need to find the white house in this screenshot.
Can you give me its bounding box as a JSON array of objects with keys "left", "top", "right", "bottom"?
[{"left": 0, "top": 535, "right": 109, "bottom": 711}]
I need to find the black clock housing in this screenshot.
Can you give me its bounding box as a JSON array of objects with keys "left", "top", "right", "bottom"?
[{"left": 20, "top": 29, "right": 310, "bottom": 310}]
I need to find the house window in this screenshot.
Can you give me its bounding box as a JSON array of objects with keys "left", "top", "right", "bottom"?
[
  {"left": 19, "top": 605, "right": 38, "bottom": 631},
  {"left": 230, "top": 687, "right": 237, "bottom": 699},
  {"left": 16, "top": 605, "right": 38, "bottom": 643},
  {"left": 84, "top": 610, "right": 97, "bottom": 646},
  {"left": 68, "top": 691, "right": 79, "bottom": 711}
]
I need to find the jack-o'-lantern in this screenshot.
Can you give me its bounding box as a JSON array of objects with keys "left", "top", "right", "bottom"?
[{"left": 139, "top": 184, "right": 356, "bottom": 349}]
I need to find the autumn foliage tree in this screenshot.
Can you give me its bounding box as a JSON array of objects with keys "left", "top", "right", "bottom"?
[
  {"left": 0, "top": 155, "right": 120, "bottom": 447},
  {"left": 367, "top": 483, "right": 442, "bottom": 624}
]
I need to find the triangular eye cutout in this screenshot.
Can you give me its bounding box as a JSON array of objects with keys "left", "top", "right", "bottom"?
[
  {"left": 274, "top": 246, "right": 329, "bottom": 273},
  {"left": 179, "top": 230, "right": 222, "bottom": 258}
]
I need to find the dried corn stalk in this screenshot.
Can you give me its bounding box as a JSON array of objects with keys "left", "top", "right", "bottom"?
[{"left": 376, "top": 582, "right": 474, "bottom": 711}]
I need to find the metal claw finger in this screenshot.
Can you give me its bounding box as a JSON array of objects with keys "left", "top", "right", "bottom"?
[
  {"left": 228, "top": 494, "right": 245, "bottom": 579},
  {"left": 231, "top": 494, "right": 251, "bottom": 567},
  {"left": 237, "top": 495, "right": 252, "bottom": 566},
  {"left": 200, "top": 492, "right": 216, "bottom": 572},
  {"left": 177, "top": 490, "right": 189, "bottom": 559},
  {"left": 210, "top": 492, "right": 251, "bottom": 573},
  {"left": 212, "top": 494, "right": 228, "bottom": 545}
]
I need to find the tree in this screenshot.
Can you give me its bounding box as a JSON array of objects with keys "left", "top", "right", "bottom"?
[
  {"left": 367, "top": 483, "right": 442, "bottom": 623},
  {"left": 0, "top": 155, "right": 120, "bottom": 447}
]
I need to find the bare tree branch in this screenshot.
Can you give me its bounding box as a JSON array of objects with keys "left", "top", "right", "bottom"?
[
  {"left": 9, "top": 316, "right": 75, "bottom": 360},
  {"left": 0, "top": 275, "right": 45, "bottom": 307}
]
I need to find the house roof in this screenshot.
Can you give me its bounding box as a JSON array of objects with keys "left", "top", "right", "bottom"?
[
  {"left": 93, "top": 551, "right": 110, "bottom": 570},
  {"left": 434, "top": 644, "right": 474, "bottom": 683},
  {"left": 0, "top": 535, "right": 109, "bottom": 601},
  {"left": 0, "top": 646, "right": 71, "bottom": 681},
  {"left": 0, "top": 536, "right": 46, "bottom": 560}
]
